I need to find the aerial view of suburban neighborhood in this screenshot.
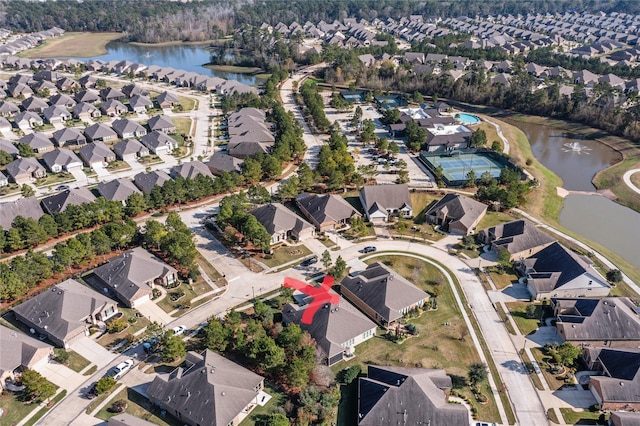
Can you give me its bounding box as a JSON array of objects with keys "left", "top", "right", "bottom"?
[{"left": 1, "top": 1, "right": 640, "bottom": 425}]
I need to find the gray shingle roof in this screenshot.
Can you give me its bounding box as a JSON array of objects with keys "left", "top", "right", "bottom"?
[
  {"left": 19, "top": 132, "right": 53, "bottom": 151},
  {"left": 5, "top": 157, "right": 46, "bottom": 182},
  {"left": 481, "top": 219, "right": 555, "bottom": 257},
  {"left": 359, "top": 184, "right": 412, "bottom": 217},
  {"left": 41, "top": 148, "right": 82, "bottom": 171},
  {"left": 41, "top": 187, "right": 96, "bottom": 214},
  {"left": 113, "top": 139, "right": 148, "bottom": 159},
  {"left": 249, "top": 203, "right": 314, "bottom": 237},
  {"left": 425, "top": 193, "right": 487, "bottom": 232},
  {"left": 0, "top": 138, "right": 18, "bottom": 155},
  {"left": 84, "top": 122, "right": 116, "bottom": 141},
  {"left": 12, "top": 279, "right": 116, "bottom": 345},
  {"left": 133, "top": 170, "right": 171, "bottom": 194},
  {"left": 147, "top": 114, "right": 174, "bottom": 132},
  {"left": 148, "top": 349, "right": 263, "bottom": 426},
  {"left": 610, "top": 411, "right": 640, "bottom": 426},
  {"left": 358, "top": 365, "right": 468, "bottom": 426},
  {"left": 205, "top": 152, "right": 243, "bottom": 175},
  {"left": 79, "top": 141, "right": 115, "bottom": 165},
  {"left": 589, "top": 347, "right": 640, "bottom": 406},
  {"left": 0, "top": 325, "right": 52, "bottom": 377},
  {"left": 52, "top": 127, "right": 86, "bottom": 146},
  {"left": 295, "top": 193, "right": 359, "bottom": 229},
  {"left": 97, "top": 178, "right": 141, "bottom": 202},
  {"left": 170, "top": 161, "right": 213, "bottom": 179},
  {"left": 140, "top": 131, "right": 175, "bottom": 152},
  {"left": 341, "top": 262, "right": 428, "bottom": 324},
  {"left": 112, "top": 119, "right": 146, "bottom": 137},
  {"left": 108, "top": 413, "right": 156, "bottom": 426}
]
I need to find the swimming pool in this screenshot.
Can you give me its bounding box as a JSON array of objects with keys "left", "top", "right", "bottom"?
[{"left": 455, "top": 113, "right": 480, "bottom": 125}]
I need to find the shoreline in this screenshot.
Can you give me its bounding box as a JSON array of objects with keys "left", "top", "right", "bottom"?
[
  {"left": 128, "top": 39, "right": 217, "bottom": 47},
  {"left": 202, "top": 63, "right": 263, "bottom": 74}
]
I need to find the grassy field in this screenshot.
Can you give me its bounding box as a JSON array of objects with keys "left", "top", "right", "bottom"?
[
  {"left": 157, "top": 280, "right": 213, "bottom": 314},
  {"left": 410, "top": 191, "right": 442, "bottom": 223},
  {"left": 476, "top": 210, "right": 517, "bottom": 231},
  {"left": 23, "top": 390, "right": 67, "bottom": 426},
  {"left": 488, "top": 270, "right": 519, "bottom": 290},
  {"left": 631, "top": 171, "right": 640, "bottom": 188},
  {"left": 530, "top": 347, "right": 566, "bottom": 391},
  {"left": 66, "top": 350, "right": 92, "bottom": 372},
  {"left": 95, "top": 387, "right": 182, "bottom": 425},
  {"left": 256, "top": 244, "right": 312, "bottom": 268},
  {"left": 334, "top": 255, "right": 502, "bottom": 423},
  {"left": 476, "top": 121, "right": 501, "bottom": 150},
  {"left": 172, "top": 117, "right": 193, "bottom": 136},
  {"left": 505, "top": 302, "right": 541, "bottom": 335},
  {"left": 560, "top": 408, "right": 606, "bottom": 425},
  {"left": 177, "top": 96, "right": 196, "bottom": 111},
  {"left": 520, "top": 350, "right": 545, "bottom": 391},
  {"left": 97, "top": 308, "right": 150, "bottom": 349},
  {"left": 19, "top": 32, "right": 124, "bottom": 58},
  {"left": 0, "top": 392, "right": 40, "bottom": 426}
]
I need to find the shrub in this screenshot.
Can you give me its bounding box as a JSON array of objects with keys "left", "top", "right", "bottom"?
[
  {"left": 53, "top": 348, "right": 69, "bottom": 364},
  {"left": 107, "top": 318, "right": 128, "bottom": 333},
  {"left": 590, "top": 404, "right": 601, "bottom": 412},
  {"left": 110, "top": 399, "right": 127, "bottom": 413},
  {"left": 95, "top": 377, "right": 116, "bottom": 394},
  {"left": 405, "top": 323, "right": 418, "bottom": 335},
  {"left": 340, "top": 365, "right": 361, "bottom": 384}
]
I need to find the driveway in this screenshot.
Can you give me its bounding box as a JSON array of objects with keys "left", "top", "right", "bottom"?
[
  {"left": 69, "top": 168, "right": 89, "bottom": 186},
  {"left": 39, "top": 362, "right": 87, "bottom": 391},
  {"left": 92, "top": 163, "right": 111, "bottom": 180},
  {"left": 69, "top": 336, "right": 117, "bottom": 369},
  {"left": 135, "top": 300, "right": 174, "bottom": 325},
  {"left": 526, "top": 326, "right": 563, "bottom": 347}
]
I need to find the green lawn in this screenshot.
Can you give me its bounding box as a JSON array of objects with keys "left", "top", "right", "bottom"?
[
  {"left": 83, "top": 365, "right": 98, "bottom": 376},
  {"left": 547, "top": 409, "right": 560, "bottom": 424},
  {"left": 95, "top": 387, "right": 182, "bottom": 425},
  {"left": 23, "top": 390, "right": 67, "bottom": 426},
  {"left": 66, "top": 350, "right": 92, "bottom": 372},
  {"left": 505, "top": 302, "right": 541, "bottom": 336},
  {"left": 34, "top": 173, "right": 75, "bottom": 188},
  {"left": 0, "top": 391, "right": 40, "bottom": 426},
  {"left": 177, "top": 96, "right": 196, "bottom": 111},
  {"left": 256, "top": 244, "right": 312, "bottom": 269},
  {"left": 476, "top": 210, "right": 516, "bottom": 231},
  {"left": 157, "top": 280, "right": 214, "bottom": 315},
  {"left": 336, "top": 381, "right": 358, "bottom": 426},
  {"left": 106, "top": 160, "right": 131, "bottom": 172},
  {"left": 239, "top": 384, "right": 288, "bottom": 426},
  {"left": 97, "top": 308, "right": 150, "bottom": 349},
  {"left": 488, "top": 269, "right": 519, "bottom": 289},
  {"left": 530, "top": 347, "right": 566, "bottom": 391},
  {"left": 520, "top": 350, "right": 545, "bottom": 391},
  {"left": 410, "top": 191, "right": 442, "bottom": 224},
  {"left": 336, "top": 255, "right": 502, "bottom": 423},
  {"left": 560, "top": 408, "right": 607, "bottom": 425},
  {"left": 173, "top": 117, "right": 193, "bottom": 136}
]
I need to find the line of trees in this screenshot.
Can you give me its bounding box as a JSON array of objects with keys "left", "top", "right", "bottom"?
[
  {"left": 299, "top": 80, "right": 331, "bottom": 132},
  {"left": 216, "top": 191, "right": 272, "bottom": 252}
]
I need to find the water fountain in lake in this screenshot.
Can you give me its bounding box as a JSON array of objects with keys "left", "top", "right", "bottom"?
[{"left": 562, "top": 141, "right": 591, "bottom": 154}]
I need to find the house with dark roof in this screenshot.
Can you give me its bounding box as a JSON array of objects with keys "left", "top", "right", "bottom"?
[
  {"left": 12, "top": 279, "right": 118, "bottom": 348},
  {"left": 0, "top": 325, "right": 53, "bottom": 389},
  {"left": 283, "top": 295, "right": 376, "bottom": 366},
  {"left": 84, "top": 122, "right": 117, "bottom": 142},
  {"left": 52, "top": 127, "right": 86, "bottom": 147},
  {"left": 249, "top": 203, "right": 315, "bottom": 244},
  {"left": 357, "top": 365, "right": 469, "bottom": 425},
  {"left": 41, "top": 187, "right": 96, "bottom": 214},
  {"left": 99, "top": 87, "right": 126, "bottom": 102},
  {"left": 206, "top": 152, "right": 244, "bottom": 176},
  {"left": 101, "top": 99, "right": 128, "bottom": 117},
  {"left": 295, "top": 193, "right": 361, "bottom": 231},
  {"left": 156, "top": 91, "right": 179, "bottom": 109},
  {"left": 424, "top": 124, "right": 472, "bottom": 152},
  {"left": 42, "top": 148, "right": 83, "bottom": 173},
  {"left": 478, "top": 219, "right": 556, "bottom": 261},
  {"left": 89, "top": 247, "right": 177, "bottom": 308},
  {"left": 19, "top": 132, "right": 53, "bottom": 154},
  {"left": 147, "top": 114, "right": 175, "bottom": 134},
  {"left": 134, "top": 170, "right": 171, "bottom": 194},
  {"left": 553, "top": 297, "right": 640, "bottom": 348},
  {"left": 0, "top": 101, "right": 20, "bottom": 117},
  {"left": 341, "top": 262, "right": 429, "bottom": 326},
  {"left": 121, "top": 84, "right": 144, "bottom": 98},
  {"left": 112, "top": 118, "right": 147, "bottom": 139},
  {"left": 74, "top": 89, "right": 99, "bottom": 104},
  {"left": 140, "top": 131, "right": 177, "bottom": 154},
  {"left": 583, "top": 347, "right": 640, "bottom": 411},
  {"left": 21, "top": 96, "right": 48, "bottom": 113},
  {"left": 113, "top": 139, "right": 149, "bottom": 161},
  {"left": 43, "top": 105, "right": 72, "bottom": 124},
  {"left": 5, "top": 157, "right": 46, "bottom": 184},
  {"left": 0, "top": 196, "right": 44, "bottom": 229},
  {"left": 609, "top": 411, "right": 640, "bottom": 426},
  {"left": 72, "top": 102, "right": 101, "bottom": 121},
  {"left": 516, "top": 242, "right": 610, "bottom": 300},
  {"left": 148, "top": 349, "right": 265, "bottom": 426},
  {"left": 97, "top": 178, "right": 142, "bottom": 204},
  {"left": 0, "top": 171, "right": 8, "bottom": 187},
  {"left": 0, "top": 138, "right": 18, "bottom": 156},
  {"left": 79, "top": 142, "right": 116, "bottom": 167},
  {"left": 14, "top": 111, "right": 43, "bottom": 130},
  {"left": 425, "top": 193, "right": 487, "bottom": 235},
  {"left": 359, "top": 184, "right": 412, "bottom": 222},
  {"left": 49, "top": 93, "right": 76, "bottom": 108},
  {"left": 170, "top": 161, "right": 213, "bottom": 180},
  {"left": 129, "top": 95, "right": 153, "bottom": 114}
]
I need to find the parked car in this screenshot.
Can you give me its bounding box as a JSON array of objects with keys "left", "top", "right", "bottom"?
[
  {"left": 359, "top": 246, "right": 377, "bottom": 253},
  {"left": 301, "top": 256, "right": 318, "bottom": 267},
  {"left": 85, "top": 382, "right": 98, "bottom": 399},
  {"left": 106, "top": 359, "right": 134, "bottom": 380},
  {"left": 171, "top": 325, "right": 187, "bottom": 336}
]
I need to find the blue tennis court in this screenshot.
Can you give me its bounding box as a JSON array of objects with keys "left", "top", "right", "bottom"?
[{"left": 420, "top": 151, "right": 509, "bottom": 185}]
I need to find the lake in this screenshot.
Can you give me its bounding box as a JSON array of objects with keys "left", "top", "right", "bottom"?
[{"left": 80, "top": 42, "right": 260, "bottom": 86}]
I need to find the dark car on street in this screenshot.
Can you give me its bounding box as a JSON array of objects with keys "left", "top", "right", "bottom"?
[
  {"left": 359, "top": 246, "right": 377, "bottom": 253},
  {"left": 301, "top": 256, "right": 318, "bottom": 267}
]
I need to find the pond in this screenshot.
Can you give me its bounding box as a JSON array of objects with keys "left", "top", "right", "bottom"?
[
  {"left": 505, "top": 119, "right": 620, "bottom": 192},
  {"left": 79, "top": 42, "right": 260, "bottom": 86}
]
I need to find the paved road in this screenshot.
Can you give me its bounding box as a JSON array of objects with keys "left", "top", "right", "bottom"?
[{"left": 622, "top": 168, "right": 640, "bottom": 195}]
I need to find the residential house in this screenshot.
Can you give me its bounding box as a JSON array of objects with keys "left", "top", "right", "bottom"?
[
  {"left": 359, "top": 184, "right": 412, "bottom": 222},
  {"left": 5, "top": 158, "right": 46, "bottom": 184},
  {"left": 42, "top": 148, "right": 83, "bottom": 173},
  {"left": 21, "top": 96, "right": 48, "bottom": 113},
  {"left": 89, "top": 247, "right": 177, "bottom": 308},
  {"left": 516, "top": 242, "right": 610, "bottom": 300},
  {"left": 79, "top": 142, "right": 116, "bottom": 167},
  {"left": 84, "top": 122, "right": 117, "bottom": 142},
  {"left": 609, "top": 411, "right": 640, "bottom": 426},
  {"left": 129, "top": 95, "right": 153, "bottom": 114},
  {"left": 147, "top": 114, "right": 176, "bottom": 134},
  {"left": 49, "top": 93, "right": 76, "bottom": 108},
  {"left": 583, "top": 347, "right": 640, "bottom": 411},
  {"left": 295, "top": 193, "right": 361, "bottom": 231},
  {"left": 133, "top": 170, "right": 171, "bottom": 194},
  {"left": 170, "top": 161, "right": 213, "bottom": 180},
  {"left": 56, "top": 77, "right": 78, "bottom": 92},
  {"left": 12, "top": 279, "right": 118, "bottom": 348},
  {"left": 0, "top": 100, "right": 20, "bottom": 117},
  {"left": 72, "top": 102, "right": 101, "bottom": 121},
  {"left": 249, "top": 203, "right": 316, "bottom": 244},
  {"left": 357, "top": 365, "right": 469, "bottom": 426},
  {"left": 41, "top": 187, "right": 96, "bottom": 214},
  {"left": 478, "top": 219, "right": 556, "bottom": 261},
  {"left": 0, "top": 139, "right": 18, "bottom": 157},
  {"left": 156, "top": 91, "right": 179, "bottom": 109},
  {"left": 140, "top": 131, "right": 176, "bottom": 154},
  {"left": 205, "top": 152, "right": 244, "bottom": 176},
  {"left": 97, "top": 178, "right": 142, "bottom": 204},
  {"left": 0, "top": 117, "right": 10, "bottom": 134},
  {"left": 19, "top": 132, "right": 53, "bottom": 154},
  {"left": 14, "top": 111, "right": 43, "bottom": 130},
  {"left": 282, "top": 296, "right": 376, "bottom": 366},
  {"left": 113, "top": 139, "right": 149, "bottom": 161},
  {"left": 43, "top": 105, "right": 72, "bottom": 124},
  {"left": 8, "top": 82, "right": 33, "bottom": 98},
  {"left": 121, "top": 84, "right": 144, "bottom": 98},
  {"left": 100, "top": 99, "right": 128, "bottom": 117},
  {"left": 0, "top": 325, "right": 53, "bottom": 389},
  {"left": 425, "top": 193, "right": 487, "bottom": 235},
  {"left": 52, "top": 127, "right": 87, "bottom": 147},
  {"left": 0, "top": 171, "right": 6, "bottom": 187},
  {"left": 553, "top": 297, "right": 640, "bottom": 348},
  {"left": 99, "top": 87, "right": 126, "bottom": 102},
  {"left": 341, "top": 262, "right": 429, "bottom": 326},
  {"left": 74, "top": 89, "right": 100, "bottom": 104},
  {"left": 148, "top": 349, "right": 264, "bottom": 426},
  {"left": 0, "top": 196, "right": 44, "bottom": 229},
  {"left": 112, "top": 119, "right": 147, "bottom": 139}
]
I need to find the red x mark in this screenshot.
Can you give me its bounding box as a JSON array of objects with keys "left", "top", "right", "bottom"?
[{"left": 283, "top": 275, "right": 340, "bottom": 324}]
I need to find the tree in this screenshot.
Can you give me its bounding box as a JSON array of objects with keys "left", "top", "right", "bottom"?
[
  {"left": 469, "top": 129, "right": 487, "bottom": 147},
  {"left": 125, "top": 192, "right": 147, "bottom": 216},
  {"left": 201, "top": 318, "right": 229, "bottom": 352},
  {"left": 374, "top": 136, "right": 389, "bottom": 153},
  {"left": 247, "top": 184, "right": 271, "bottom": 205},
  {"left": 17, "top": 143, "right": 35, "bottom": 157},
  {"left": 22, "top": 369, "right": 56, "bottom": 402},
  {"left": 497, "top": 249, "right": 512, "bottom": 267},
  {"left": 465, "top": 170, "right": 477, "bottom": 188},
  {"left": 0, "top": 150, "right": 13, "bottom": 165},
  {"left": 491, "top": 140, "right": 502, "bottom": 151},
  {"left": 95, "top": 377, "right": 116, "bottom": 395},
  {"left": 253, "top": 299, "right": 274, "bottom": 326},
  {"left": 161, "top": 332, "right": 186, "bottom": 361},
  {"left": 264, "top": 413, "right": 289, "bottom": 426},
  {"left": 297, "top": 162, "right": 315, "bottom": 191},
  {"left": 248, "top": 336, "right": 285, "bottom": 371},
  {"left": 332, "top": 255, "right": 347, "bottom": 278},
  {"left": 467, "top": 362, "right": 488, "bottom": 387},
  {"left": 340, "top": 365, "right": 361, "bottom": 384},
  {"left": 21, "top": 184, "right": 35, "bottom": 197},
  {"left": 321, "top": 249, "right": 332, "bottom": 272},
  {"left": 556, "top": 342, "right": 581, "bottom": 367},
  {"left": 388, "top": 141, "right": 400, "bottom": 157},
  {"left": 276, "top": 176, "right": 299, "bottom": 202},
  {"left": 606, "top": 269, "right": 623, "bottom": 283}
]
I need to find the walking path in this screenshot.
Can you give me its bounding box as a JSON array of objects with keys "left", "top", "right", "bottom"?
[
  {"left": 622, "top": 168, "right": 640, "bottom": 195},
  {"left": 482, "top": 116, "right": 511, "bottom": 155}
]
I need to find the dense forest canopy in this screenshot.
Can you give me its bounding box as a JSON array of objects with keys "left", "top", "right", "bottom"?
[{"left": 2, "top": 0, "right": 640, "bottom": 42}]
